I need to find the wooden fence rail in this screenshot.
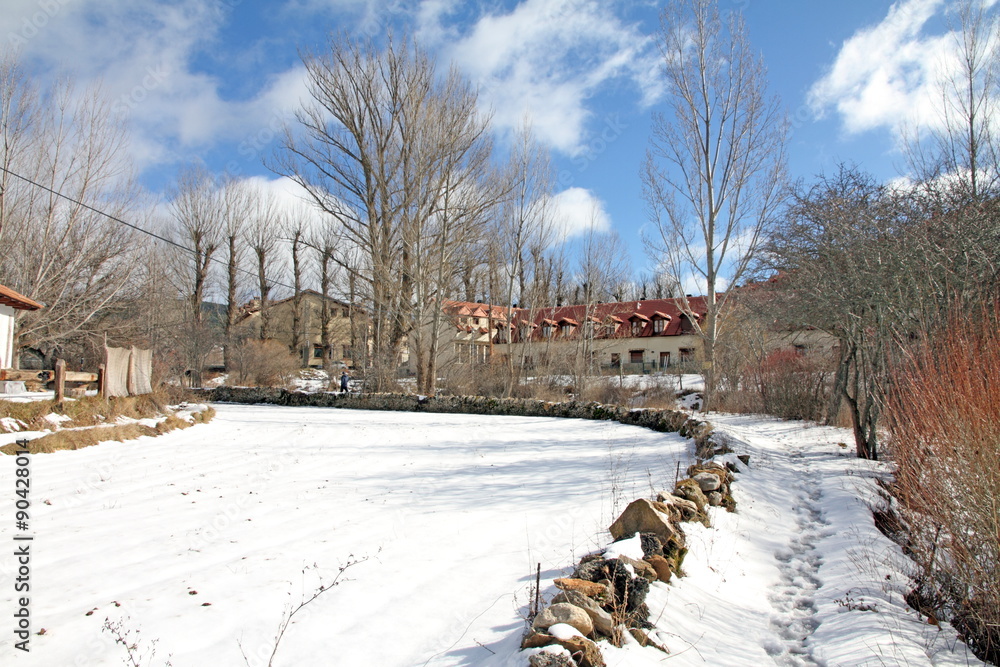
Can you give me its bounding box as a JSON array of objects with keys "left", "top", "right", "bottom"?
[{"left": 0, "top": 361, "right": 105, "bottom": 401}]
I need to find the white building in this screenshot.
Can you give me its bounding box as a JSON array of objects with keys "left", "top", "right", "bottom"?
[{"left": 0, "top": 283, "right": 42, "bottom": 370}]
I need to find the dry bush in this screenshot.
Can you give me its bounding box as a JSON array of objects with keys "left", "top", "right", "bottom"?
[
  {"left": 884, "top": 307, "right": 1000, "bottom": 663},
  {"left": 439, "top": 360, "right": 513, "bottom": 397},
  {"left": 579, "top": 377, "right": 635, "bottom": 406},
  {"left": 230, "top": 339, "right": 301, "bottom": 388},
  {"left": 715, "top": 346, "right": 832, "bottom": 421}
]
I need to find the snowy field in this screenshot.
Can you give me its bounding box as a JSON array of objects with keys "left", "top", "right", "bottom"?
[{"left": 0, "top": 403, "right": 983, "bottom": 666}]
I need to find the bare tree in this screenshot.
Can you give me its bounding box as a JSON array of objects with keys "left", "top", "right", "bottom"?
[
  {"left": 283, "top": 208, "right": 312, "bottom": 362},
  {"left": 169, "top": 166, "right": 222, "bottom": 326},
  {"left": 274, "top": 34, "right": 501, "bottom": 390},
  {"left": 642, "top": 0, "right": 787, "bottom": 411},
  {"left": 220, "top": 177, "right": 252, "bottom": 370},
  {"left": 906, "top": 0, "right": 1000, "bottom": 199},
  {"left": 243, "top": 186, "right": 281, "bottom": 340},
  {"left": 0, "top": 52, "right": 145, "bottom": 366},
  {"left": 490, "top": 123, "right": 556, "bottom": 395}
]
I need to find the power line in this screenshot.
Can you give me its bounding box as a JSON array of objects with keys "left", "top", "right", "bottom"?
[{"left": 0, "top": 165, "right": 296, "bottom": 292}]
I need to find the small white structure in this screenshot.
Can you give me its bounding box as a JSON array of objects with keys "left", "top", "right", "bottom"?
[{"left": 0, "top": 283, "right": 42, "bottom": 370}]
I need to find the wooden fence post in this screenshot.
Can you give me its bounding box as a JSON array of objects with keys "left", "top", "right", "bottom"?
[
  {"left": 54, "top": 358, "right": 66, "bottom": 403},
  {"left": 97, "top": 363, "right": 106, "bottom": 398}
]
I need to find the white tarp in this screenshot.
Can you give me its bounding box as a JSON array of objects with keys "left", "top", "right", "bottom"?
[
  {"left": 128, "top": 346, "right": 153, "bottom": 396},
  {"left": 104, "top": 346, "right": 131, "bottom": 398}
]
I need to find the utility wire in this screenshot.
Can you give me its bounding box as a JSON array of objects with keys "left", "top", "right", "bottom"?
[{"left": 0, "top": 164, "right": 297, "bottom": 292}]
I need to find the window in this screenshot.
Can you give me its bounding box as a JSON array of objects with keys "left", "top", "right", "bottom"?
[
  {"left": 560, "top": 323, "right": 573, "bottom": 337},
  {"left": 629, "top": 349, "right": 644, "bottom": 364},
  {"left": 583, "top": 321, "right": 594, "bottom": 337},
  {"left": 659, "top": 351, "right": 670, "bottom": 368},
  {"left": 342, "top": 345, "right": 350, "bottom": 358},
  {"left": 610, "top": 353, "right": 620, "bottom": 367},
  {"left": 473, "top": 317, "right": 480, "bottom": 325},
  {"left": 679, "top": 348, "right": 694, "bottom": 362},
  {"left": 605, "top": 322, "right": 618, "bottom": 336},
  {"left": 342, "top": 308, "right": 349, "bottom": 318},
  {"left": 653, "top": 318, "right": 665, "bottom": 334},
  {"left": 631, "top": 320, "right": 644, "bottom": 336},
  {"left": 313, "top": 345, "right": 324, "bottom": 359},
  {"left": 542, "top": 324, "right": 553, "bottom": 338}
]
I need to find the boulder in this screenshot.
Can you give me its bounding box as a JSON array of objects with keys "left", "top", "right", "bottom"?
[
  {"left": 653, "top": 494, "right": 702, "bottom": 524},
  {"left": 707, "top": 491, "right": 723, "bottom": 507},
  {"left": 532, "top": 602, "right": 594, "bottom": 636},
  {"left": 554, "top": 577, "right": 610, "bottom": 600},
  {"left": 673, "top": 478, "right": 709, "bottom": 514},
  {"left": 528, "top": 650, "right": 576, "bottom": 667},
  {"left": 523, "top": 633, "right": 606, "bottom": 667},
  {"left": 618, "top": 555, "right": 657, "bottom": 582},
  {"left": 573, "top": 554, "right": 606, "bottom": 582},
  {"left": 692, "top": 472, "right": 722, "bottom": 493},
  {"left": 556, "top": 635, "right": 606, "bottom": 667},
  {"left": 552, "top": 590, "right": 615, "bottom": 637},
  {"left": 639, "top": 532, "right": 663, "bottom": 558},
  {"left": 609, "top": 498, "right": 679, "bottom": 544},
  {"left": 644, "top": 554, "right": 673, "bottom": 582}
]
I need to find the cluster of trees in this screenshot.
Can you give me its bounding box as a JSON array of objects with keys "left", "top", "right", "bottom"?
[
  {"left": 0, "top": 38, "right": 636, "bottom": 391},
  {"left": 0, "top": 52, "right": 146, "bottom": 368}
]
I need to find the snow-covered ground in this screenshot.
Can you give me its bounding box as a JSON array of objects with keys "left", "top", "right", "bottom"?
[{"left": 0, "top": 404, "right": 982, "bottom": 666}]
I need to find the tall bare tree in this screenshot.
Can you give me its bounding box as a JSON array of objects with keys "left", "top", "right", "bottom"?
[
  {"left": 274, "top": 34, "right": 499, "bottom": 390},
  {"left": 243, "top": 185, "right": 280, "bottom": 340},
  {"left": 169, "top": 166, "right": 222, "bottom": 326},
  {"left": 642, "top": 0, "right": 787, "bottom": 411},
  {"left": 220, "top": 177, "right": 252, "bottom": 370}
]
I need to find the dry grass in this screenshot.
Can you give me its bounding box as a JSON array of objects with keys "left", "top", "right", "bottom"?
[
  {"left": 884, "top": 305, "right": 1000, "bottom": 663},
  {"left": 0, "top": 393, "right": 216, "bottom": 455}
]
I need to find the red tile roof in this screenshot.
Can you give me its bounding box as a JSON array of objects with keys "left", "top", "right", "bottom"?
[
  {"left": 0, "top": 284, "right": 42, "bottom": 311},
  {"left": 512, "top": 297, "right": 706, "bottom": 342}
]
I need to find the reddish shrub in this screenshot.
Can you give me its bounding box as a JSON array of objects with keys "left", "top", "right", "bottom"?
[{"left": 885, "top": 306, "right": 1000, "bottom": 663}]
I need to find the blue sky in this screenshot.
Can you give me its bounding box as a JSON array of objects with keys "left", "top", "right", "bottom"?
[{"left": 2, "top": 0, "right": 980, "bottom": 271}]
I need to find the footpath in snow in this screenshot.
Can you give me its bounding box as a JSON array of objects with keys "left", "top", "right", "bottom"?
[
  {"left": 0, "top": 403, "right": 984, "bottom": 666},
  {"left": 588, "top": 413, "right": 982, "bottom": 667}
]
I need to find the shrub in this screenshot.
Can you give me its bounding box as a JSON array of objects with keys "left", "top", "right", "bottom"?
[
  {"left": 229, "top": 339, "right": 301, "bottom": 388},
  {"left": 715, "top": 345, "right": 832, "bottom": 421},
  {"left": 884, "top": 306, "right": 1000, "bottom": 663}
]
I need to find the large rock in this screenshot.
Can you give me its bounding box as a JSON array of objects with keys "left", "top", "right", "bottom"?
[
  {"left": 555, "top": 635, "right": 605, "bottom": 667},
  {"left": 673, "top": 478, "right": 709, "bottom": 514},
  {"left": 523, "top": 633, "right": 606, "bottom": 667},
  {"left": 554, "top": 577, "right": 610, "bottom": 600},
  {"left": 552, "top": 590, "right": 615, "bottom": 637},
  {"left": 532, "top": 602, "right": 594, "bottom": 636},
  {"left": 644, "top": 554, "right": 673, "bottom": 582},
  {"left": 692, "top": 472, "right": 722, "bottom": 493},
  {"left": 527, "top": 650, "right": 575, "bottom": 667},
  {"left": 609, "top": 498, "right": 679, "bottom": 544},
  {"left": 653, "top": 494, "right": 702, "bottom": 524},
  {"left": 618, "top": 555, "right": 657, "bottom": 582}
]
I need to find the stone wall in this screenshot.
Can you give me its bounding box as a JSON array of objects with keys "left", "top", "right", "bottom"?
[{"left": 195, "top": 387, "right": 716, "bottom": 448}]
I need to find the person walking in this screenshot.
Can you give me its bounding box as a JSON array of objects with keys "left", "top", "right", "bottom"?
[{"left": 339, "top": 370, "right": 350, "bottom": 393}]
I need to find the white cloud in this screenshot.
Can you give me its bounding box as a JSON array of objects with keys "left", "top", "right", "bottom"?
[
  {"left": 808, "top": 0, "right": 973, "bottom": 138},
  {"left": 546, "top": 187, "right": 611, "bottom": 240},
  {"left": 1, "top": 0, "right": 309, "bottom": 172},
  {"left": 430, "top": 0, "right": 661, "bottom": 155}
]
